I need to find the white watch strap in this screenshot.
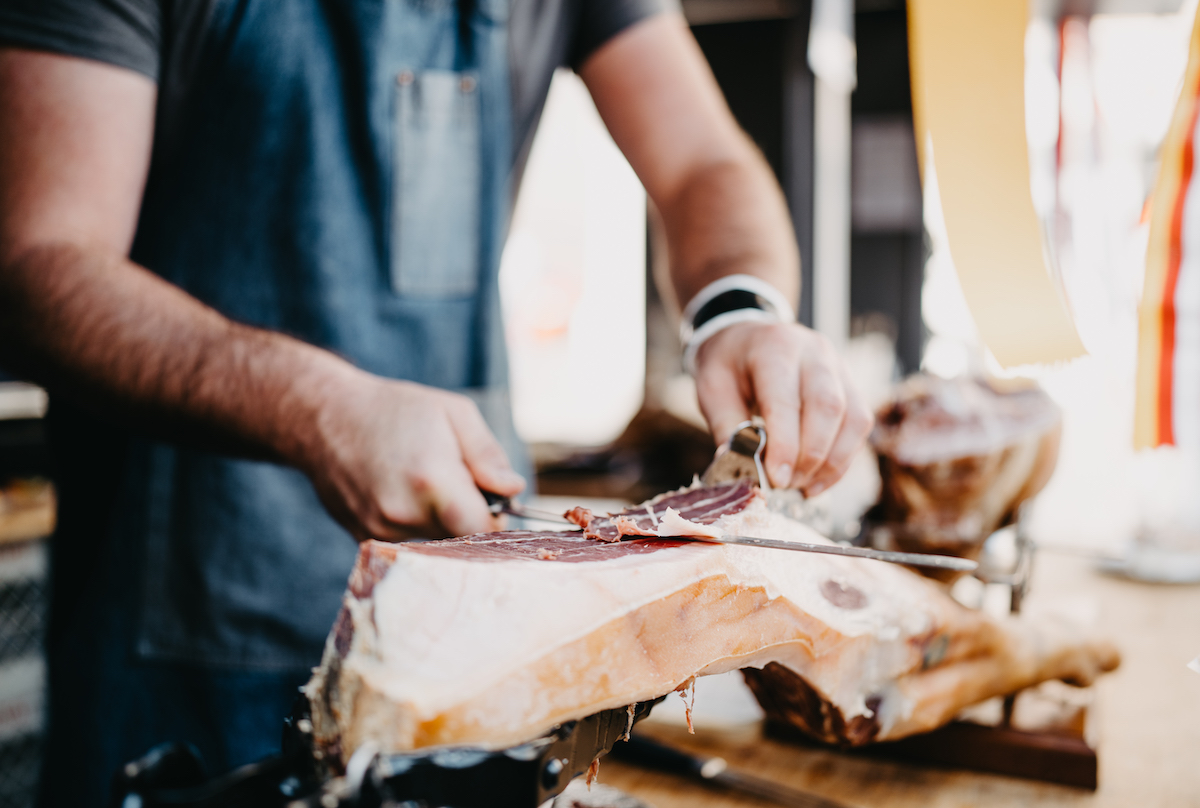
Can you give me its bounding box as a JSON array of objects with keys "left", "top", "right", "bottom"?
[
  {"left": 679, "top": 274, "right": 795, "bottom": 375},
  {"left": 679, "top": 273, "right": 795, "bottom": 345}
]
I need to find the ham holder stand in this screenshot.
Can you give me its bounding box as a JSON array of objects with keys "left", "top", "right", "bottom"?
[{"left": 109, "top": 696, "right": 662, "bottom": 808}]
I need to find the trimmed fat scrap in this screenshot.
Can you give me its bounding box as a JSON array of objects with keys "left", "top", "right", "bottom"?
[
  {"left": 611, "top": 516, "right": 656, "bottom": 538},
  {"left": 304, "top": 481, "right": 1119, "bottom": 764},
  {"left": 563, "top": 506, "right": 593, "bottom": 532},
  {"left": 609, "top": 507, "right": 722, "bottom": 540}
]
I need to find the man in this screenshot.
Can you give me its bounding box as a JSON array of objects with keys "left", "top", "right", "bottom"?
[{"left": 0, "top": 0, "right": 872, "bottom": 804}]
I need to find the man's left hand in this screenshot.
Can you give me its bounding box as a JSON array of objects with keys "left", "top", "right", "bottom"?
[{"left": 694, "top": 321, "right": 874, "bottom": 496}]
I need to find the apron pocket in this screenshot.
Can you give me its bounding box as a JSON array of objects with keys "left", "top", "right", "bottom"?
[{"left": 392, "top": 68, "right": 482, "bottom": 297}]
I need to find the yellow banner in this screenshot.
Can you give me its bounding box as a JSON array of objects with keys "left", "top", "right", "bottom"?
[{"left": 908, "top": 0, "right": 1086, "bottom": 367}]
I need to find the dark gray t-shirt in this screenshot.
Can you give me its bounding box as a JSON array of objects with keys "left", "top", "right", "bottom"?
[{"left": 0, "top": 0, "right": 676, "bottom": 172}]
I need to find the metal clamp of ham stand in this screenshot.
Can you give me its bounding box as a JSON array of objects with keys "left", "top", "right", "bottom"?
[{"left": 701, "top": 420, "right": 769, "bottom": 489}]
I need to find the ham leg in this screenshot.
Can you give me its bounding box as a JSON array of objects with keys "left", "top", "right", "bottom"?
[
  {"left": 744, "top": 598, "right": 1118, "bottom": 745},
  {"left": 305, "top": 483, "right": 1118, "bottom": 764}
]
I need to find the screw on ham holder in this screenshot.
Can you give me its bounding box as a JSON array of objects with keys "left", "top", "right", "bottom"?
[{"left": 109, "top": 696, "right": 662, "bottom": 808}]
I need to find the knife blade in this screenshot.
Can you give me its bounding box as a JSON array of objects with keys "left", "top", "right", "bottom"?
[
  {"left": 482, "top": 489, "right": 975, "bottom": 570},
  {"left": 651, "top": 533, "right": 978, "bottom": 572},
  {"left": 481, "top": 490, "right": 580, "bottom": 528},
  {"left": 609, "top": 735, "right": 856, "bottom": 808}
]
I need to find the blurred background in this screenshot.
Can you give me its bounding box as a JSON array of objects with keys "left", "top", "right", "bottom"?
[
  {"left": 502, "top": 0, "right": 1200, "bottom": 558},
  {"left": 3, "top": 0, "right": 1200, "bottom": 804}
]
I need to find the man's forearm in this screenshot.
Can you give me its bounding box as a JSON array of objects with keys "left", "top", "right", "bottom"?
[
  {"left": 0, "top": 240, "right": 526, "bottom": 539},
  {"left": 659, "top": 151, "right": 799, "bottom": 312},
  {"left": 0, "top": 241, "right": 354, "bottom": 466},
  {"left": 577, "top": 14, "right": 798, "bottom": 314}
]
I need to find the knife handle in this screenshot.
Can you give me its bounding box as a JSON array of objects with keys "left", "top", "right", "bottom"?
[{"left": 480, "top": 489, "right": 508, "bottom": 515}]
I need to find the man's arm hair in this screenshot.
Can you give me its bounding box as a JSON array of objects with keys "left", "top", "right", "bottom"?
[{"left": 0, "top": 48, "right": 355, "bottom": 466}]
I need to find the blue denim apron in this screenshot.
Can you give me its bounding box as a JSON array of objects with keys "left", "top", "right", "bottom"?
[{"left": 40, "top": 0, "right": 518, "bottom": 803}]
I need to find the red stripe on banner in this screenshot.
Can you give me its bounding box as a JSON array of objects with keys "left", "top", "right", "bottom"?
[{"left": 1159, "top": 102, "right": 1200, "bottom": 445}]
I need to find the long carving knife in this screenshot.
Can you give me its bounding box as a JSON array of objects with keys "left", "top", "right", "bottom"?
[
  {"left": 653, "top": 533, "right": 978, "bottom": 572},
  {"left": 610, "top": 735, "right": 857, "bottom": 808},
  {"left": 483, "top": 490, "right": 976, "bottom": 571}
]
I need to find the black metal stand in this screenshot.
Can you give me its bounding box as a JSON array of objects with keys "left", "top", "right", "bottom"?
[{"left": 110, "top": 697, "right": 662, "bottom": 808}]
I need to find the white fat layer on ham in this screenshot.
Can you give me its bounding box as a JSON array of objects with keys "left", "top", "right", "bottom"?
[
  {"left": 655, "top": 507, "right": 723, "bottom": 538},
  {"left": 355, "top": 493, "right": 939, "bottom": 741}
]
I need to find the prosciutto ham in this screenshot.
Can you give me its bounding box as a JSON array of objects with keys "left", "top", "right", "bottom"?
[
  {"left": 871, "top": 375, "right": 1062, "bottom": 562},
  {"left": 305, "top": 482, "right": 1118, "bottom": 765}
]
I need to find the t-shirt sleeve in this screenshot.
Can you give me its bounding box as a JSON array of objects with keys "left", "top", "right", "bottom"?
[
  {"left": 0, "top": 0, "right": 160, "bottom": 80},
  {"left": 569, "top": 0, "right": 681, "bottom": 69}
]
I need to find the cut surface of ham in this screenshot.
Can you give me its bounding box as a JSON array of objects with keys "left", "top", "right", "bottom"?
[{"left": 305, "top": 482, "right": 1118, "bottom": 765}]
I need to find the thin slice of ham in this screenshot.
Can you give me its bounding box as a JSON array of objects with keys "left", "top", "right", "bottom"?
[
  {"left": 611, "top": 506, "right": 723, "bottom": 540},
  {"left": 305, "top": 482, "right": 1118, "bottom": 765},
  {"left": 578, "top": 484, "right": 756, "bottom": 542}
]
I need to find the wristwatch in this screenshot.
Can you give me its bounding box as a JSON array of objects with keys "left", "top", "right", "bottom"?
[{"left": 679, "top": 274, "right": 795, "bottom": 374}]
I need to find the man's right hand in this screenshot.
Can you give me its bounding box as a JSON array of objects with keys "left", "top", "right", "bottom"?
[{"left": 297, "top": 373, "right": 525, "bottom": 541}]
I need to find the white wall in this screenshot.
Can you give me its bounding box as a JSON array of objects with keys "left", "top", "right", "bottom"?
[{"left": 500, "top": 70, "right": 647, "bottom": 447}]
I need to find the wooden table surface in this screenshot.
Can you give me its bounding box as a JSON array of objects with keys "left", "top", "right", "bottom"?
[{"left": 598, "top": 552, "right": 1200, "bottom": 807}]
